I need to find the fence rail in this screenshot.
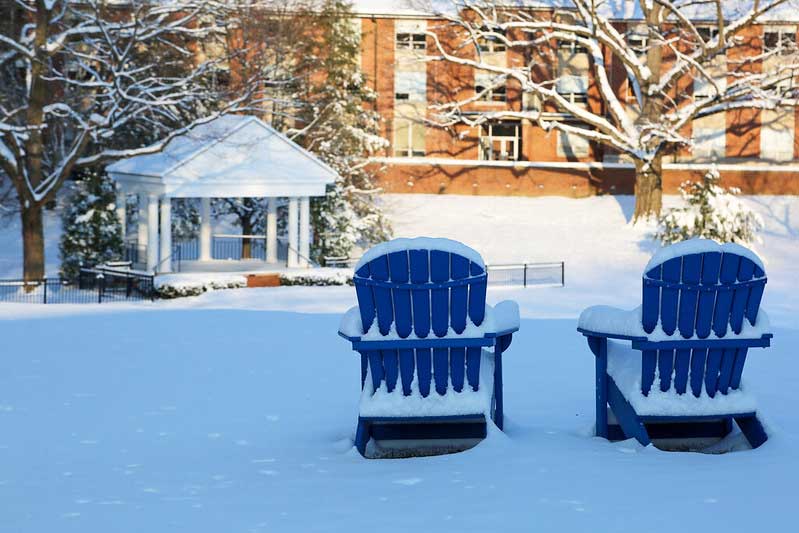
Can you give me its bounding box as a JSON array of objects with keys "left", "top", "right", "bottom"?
[
  {"left": 486, "top": 262, "right": 565, "bottom": 288},
  {"left": 0, "top": 268, "right": 155, "bottom": 304}
]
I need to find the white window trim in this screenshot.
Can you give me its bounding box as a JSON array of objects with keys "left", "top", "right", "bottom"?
[
  {"left": 394, "top": 120, "right": 426, "bottom": 158},
  {"left": 478, "top": 122, "right": 521, "bottom": 161}
]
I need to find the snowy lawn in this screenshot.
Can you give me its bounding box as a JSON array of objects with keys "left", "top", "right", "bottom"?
[{"left": 1, "top": 194, "right": 798, "bottom": 532}]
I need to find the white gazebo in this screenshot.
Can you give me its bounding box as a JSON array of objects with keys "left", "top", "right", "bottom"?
[{"left": 106, "top": 115, "right": 337, "bottom": 273}]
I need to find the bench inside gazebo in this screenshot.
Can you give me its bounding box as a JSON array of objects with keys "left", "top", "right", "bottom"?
[{"left": 106, "top": 115, "right": 336, "bottom": 274}]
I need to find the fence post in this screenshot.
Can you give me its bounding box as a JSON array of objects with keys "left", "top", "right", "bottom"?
[
  {"left": 126, "top": 273, "right": 132, "bottom": 297},
  {"left": 42, "top": 277, "right": 47, "bottom": 304},
  {"left": 523, "top": 264, "right": 527, "bottom": 288},
  {"left": 97, "top": 273, "right": 104, "bottom": 304},
  {"left": 561, "top": 262, "right": 565, "bottom": 287}
]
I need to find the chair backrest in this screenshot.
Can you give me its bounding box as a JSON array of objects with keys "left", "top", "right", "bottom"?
[
  {"left": 354, "top": 237, "right": 487, "bottom": 338},
  {"left": 641, "top": 239, "right": 767, "bottom": 339}
]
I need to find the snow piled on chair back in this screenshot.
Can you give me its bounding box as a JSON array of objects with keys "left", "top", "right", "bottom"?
[
  {"left": 642, "top": 239, "right": 766, "bottom": 339},
  {"left": 353, "top": 237, "right": 487, "bottom": 338}
]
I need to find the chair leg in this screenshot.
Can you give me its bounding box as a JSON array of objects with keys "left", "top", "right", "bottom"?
[
  {"left": 607, "top": 376, "right": 651, "bottom": 446},
  {"left": 355, "top": 418, "right": 370, "bottom": 457},
  {"left": 593, "top": 337, "right": 609, "bottom": 439},
  {"left": 735, "top": 414, "right": 768, "bottom": 449},
  {"left": 493, "top": 343, "right": 504, "bottom": 431}
]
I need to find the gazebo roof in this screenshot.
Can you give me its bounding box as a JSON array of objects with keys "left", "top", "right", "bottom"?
[{"left": 106, "top": 115, "right": 338, "bottom": 198}]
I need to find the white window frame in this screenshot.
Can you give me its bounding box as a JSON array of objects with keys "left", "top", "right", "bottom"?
[
  {"left": 395, "top": 71, "right": 426, "bottom": 102},
  {"left": 475, "top": 73, "right": 507, "bottom": 102},
  {"left": 393, "top": 119, "right": 426, "bottom": 158},
  {"left": 764, "top": 28, "right": 797, "bottom": 56},
  {"left": 478, "top": 29, "right": 507, "bottom": 53},
  {"left": 692, "top": 126, "right": 726, "bottom": 160},
  {"left": 396, "top": 32, "right": 426, "bottom": 51},
  {"left": 478, "top": 121, "right": 521, "bottom": 161}
]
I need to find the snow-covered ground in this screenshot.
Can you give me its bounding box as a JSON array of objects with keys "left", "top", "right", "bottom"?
[{"left": 0, "top": 194, "right": 798, "bottom": 532}]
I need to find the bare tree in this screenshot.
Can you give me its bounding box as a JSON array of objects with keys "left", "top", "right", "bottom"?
[
  {"left": 0, "top": 0, "right": 263, "bottom": 281},
  {"left": 426, "top": 0, "right": 799, "bottom": 219}
]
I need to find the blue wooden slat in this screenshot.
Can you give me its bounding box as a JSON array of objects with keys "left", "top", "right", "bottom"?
[
  {"left": 642, "top": 264, "right": 661, "bottom": 334},
  {"left": 450, "top": 347, "right": 466, "bottom": 392},
  {"left": 730, "top": 258, "right": 755, "bottom": 334},
  {"left": 370, "top": 255, "right": 393, "bottom": 336},
  {"left": 717, "top": 348, "right": 737, "bottom": 394},
  {"left": 409, "top": 250, "right": 431, "bottom": 338},
  {"left": 368, "top": 350, "right": 383, "bottom": 393},
  {"left": 673, "top": 348, "right": 691, "bottom": 394},
  {"left": 359, "top": 351, "right": 368, "bottom": 388},
  {"left": 398, "top": 349, "right": 414, "bottom": 396},
  {"left": 705, "top": 348, "right": 723, "bottom": 397},
  {"left": 641, "top": 350, "right": 657, "bottom": 395},
  {"left": 355, "top": 264, "right": 376, "bottom": 334},
  {"left": 433, "top": 347, "right": 449, "bottom": 395},
  {"left": 416, "top": 348, "right": 432, "bottom": 397},
  {"left": 712, "top": 253, "right": 741, "bottom": 338},
  {"left": 678, "top": 254, "right": 702, "bottom": 338},
  {"left": 735, "top": 415, "right": 768, "bottom": 448},
  {"left": 696, "top": 252, "right": 721, "bottom": 339},
  {"left": 466, "top": 346, "right": 481, "bottom": 391},
  {"left": 660, "top": 258, "right": 682, "bottom": 336},
  {"left": 468, "top": 262, "right": 486, "bottom": 326},
  {"left": 658, "top": 349, "right": 675, "bottom": 392},
  {"left": 689, "top": 348, "right": 707, "bottom": 397},
  {"left": 730, "top": 347, "right": 748, "bottom": 390},
  {"left": 430, "top": 250, "right": 450, "bottom": 338},
  {"left": 450, "top": 255, "right": 469, "bottom": 334},
  {"left": 746, "top": 265, "right": 765, "bottom": 326},
  {"left": 388, "top": 251, "right": 412, "bottom": 338},
  {"left": 383, "top": 350, "right": 399, "bottom": 393}
]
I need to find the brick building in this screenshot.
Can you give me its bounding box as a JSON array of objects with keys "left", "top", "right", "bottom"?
[{"left": 350, "top": 2, "right": 799, "bottom": 196}]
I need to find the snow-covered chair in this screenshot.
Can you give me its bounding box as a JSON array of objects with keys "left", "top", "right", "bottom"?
[
  {"left": 338, "top": 238, "right": 520, "bottom": 457},
  {"left": 577, "top": 239, "right": 772, "bottom": 449}
]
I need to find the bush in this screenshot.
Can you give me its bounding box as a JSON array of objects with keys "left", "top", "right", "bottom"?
[{"left": 655, "top": 166, "right": 763, "bottom": 245}]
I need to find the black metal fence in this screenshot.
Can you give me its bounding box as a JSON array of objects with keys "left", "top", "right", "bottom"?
[
  {"left": 0, "top": 268, "right": 155, "bottom": 304},
  {"left": 486, "top": 262, "right": 565, "bottom": 288}
]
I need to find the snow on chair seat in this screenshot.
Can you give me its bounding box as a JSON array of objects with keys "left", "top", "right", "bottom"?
[
  {"left": 577, "top": 239, "right": 772, "bottom": 450},
  {"left": 338, "top": 237, "right": 519, "bottom": 457}
]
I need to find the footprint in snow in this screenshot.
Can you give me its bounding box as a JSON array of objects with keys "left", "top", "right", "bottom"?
[{"left": 393, "top": 478, "right": 422, "bottom": 486}]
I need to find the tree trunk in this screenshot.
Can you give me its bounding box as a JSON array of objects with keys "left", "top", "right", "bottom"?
[
  {"left": 21, "top": 203, "right": 45, "bottom": 282},
  {"left": 241, "top": 219, "right": 252, "bottom": 259},
  {"left": 633, "top": 156, "right": 663, "bottom": 221}
]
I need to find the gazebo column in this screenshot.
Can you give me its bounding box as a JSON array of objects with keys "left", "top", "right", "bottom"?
[
  {"left": 266, "top": 197, "right": 278, "bottom": 264},
  {"left": 146, "top": 194, "right": 159, "bottom": 272},
  {"left": 287, "top": 197, "right": 299, "bottom": 268},
  {"left": 200, "top": 197, "right": 212, "bottom": 261},
  {"left": 115, "top": 187, "right": 126, "bottom": 240},
  {"left": 299, "top": 196, "right": 310, "bottom": 267},
  {"left": 159, "top": 197, "right": 172, "bottom": 273},
  {"left": 137, "top": 194, "right": 149, "bottom": 248}
]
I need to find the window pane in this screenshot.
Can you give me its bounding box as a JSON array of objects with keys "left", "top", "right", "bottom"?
[
  {"left": 394, "top": 120, "right": 410, "bottom": 152},
  {"left": 411, "top": 122, "right": 425, "bottom": 152}
]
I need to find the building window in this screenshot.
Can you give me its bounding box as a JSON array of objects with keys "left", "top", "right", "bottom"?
[
  {"left": 478, "top": 29, "right": 507, "bottom": 53},
  {"left": 394, "top": 119, "right": 425, "bottom": 157},
  {"left": 761, "top": 108, "right": 795, "bottom": 161},
  {"left": 692, "top": 126, "right": 726, "bottom": 160},
  {"left": 557, "top": 40, "right": 589, "bottom": 108},
  {"left": 696, "top": 26, "right": 719, "bottom": 43},
  {"left": 627, "top": 33, "right": 648, "bottom": 56},
  {"left": 475, "top": 73, "right": 507, "bottom": 102},
  {"left": 396, "top": 32, "right": 426, "bottom": 51},
  {"left": 764, "top": 29, "right": 797, "bottom": 55},
  {"left": 395, "top": 71, "right": 426, "bottom": 101},
  {"left": 479, "top": 121, "right": 521, "bottom": 161},
  {"left": 557, "top": 124, "right": 591, "bottom": 158}
]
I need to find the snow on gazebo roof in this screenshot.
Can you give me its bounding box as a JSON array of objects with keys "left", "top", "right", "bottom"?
[{"left": 106, "top": 115, "right": 338, "bottom": 198}]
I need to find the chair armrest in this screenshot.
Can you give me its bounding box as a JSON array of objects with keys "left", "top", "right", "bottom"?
[
  {"left": 338, "top": 305, "right": 363, "bottom": 341},
  {"left": 577, "top": 305, "right": 647, "bottom": 341},
  {"left": 484, "top": 300, "right": 520, "bottom": 337}
]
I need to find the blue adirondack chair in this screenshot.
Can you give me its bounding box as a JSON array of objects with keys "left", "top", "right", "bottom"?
[
  {"left": 577, "top": 239, "right": 772, "bottom": 449},
  {"left": 338, "top": 237, "right": 519, "bottom": 457}
]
